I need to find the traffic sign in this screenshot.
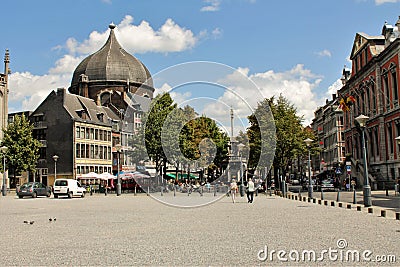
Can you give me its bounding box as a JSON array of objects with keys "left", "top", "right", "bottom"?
[
  {"left": 346, "top": 165, "right": 351, "bottom": 174},
  {"left": 335, "top": 167, "right": 342, "bottom": 174}
]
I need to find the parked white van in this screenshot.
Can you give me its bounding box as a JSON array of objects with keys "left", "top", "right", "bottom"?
[{"left": 53, "top": 179, "right": 86, "bottom": 198}]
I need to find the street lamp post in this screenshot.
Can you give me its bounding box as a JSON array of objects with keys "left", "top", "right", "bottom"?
[
  {"left": 1, "top": 146, "right": 8, "bottom": 196},
  {"left": 304, "top": 138, "right": 313, "bottom": 198},
  {"left": 237, "top": 143, "right": 245, "bottom": 197},
  {"left": 355, "top": 114, "right": 372, "bottom": 207},
  {"left": 115, "top": 144, "right": 122, "bottom": 196},
  {"left": 53, "top": 155, "right": 59, "bottom": 182}
]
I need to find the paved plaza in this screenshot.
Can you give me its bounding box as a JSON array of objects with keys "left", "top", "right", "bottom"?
[{"left": 0, "top": 193, "right": 399, "bottom": 266}]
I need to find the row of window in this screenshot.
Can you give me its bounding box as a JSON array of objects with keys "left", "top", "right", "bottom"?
[
  {"left": 76, "top": 126, "right": 112, "bottom": 141},
  {"left": 348, "top": 122, "right": 400, "bottom": 161},
  {"left": 347, "top": 64, "right": 399, "bottom": 123},
  {"left": 76, "top": 143, "right": 112, "bottom": 160},
  {"left": 76, "top": 165, "right": 112, "bottom": 175}
]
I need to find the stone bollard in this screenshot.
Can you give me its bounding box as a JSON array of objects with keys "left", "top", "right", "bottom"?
[
  {"left": 338, "top": 202, "right": 343, "bottom": 208},
  {"left": 331, "top": 201, "right": 335, "bottom": 207},
  {"left": 396, "top": 213, "right": 400, "bottom": 220},
  {"left": 368, "top": 207, "right": 373, "bottom": 214},
  {"left": 303, "top": 196, "right": 307, "bottom": 202},
  {"left": 381, "top": 210, "right": 386, "bottom": 217},
  {"left": 308, "top": 197, "right": 311, "bottom": 203},
  {"left": 324, "top": 200, "right": 328, "bottom": 206},
  {"left": 312, "top": 198, "right": 316, "bottom": 204},
  {"left": 295, "top": 195, "right": 298, "bottom": 201},
  {"left": 353, "top": 190, "right": 356, "bottom": 204},
  {"left": 357, "top": 206, "right": 361, "bottom": 211},
  {"left": 347, "top": 204, "right": 352, "bottom": 209},
  {"left": 318, "top": 199, "right": 322, "bottom": 205}
]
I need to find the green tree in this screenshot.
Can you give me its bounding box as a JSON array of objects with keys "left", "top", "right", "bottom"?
[
  {"left": 246, "top": 98, "right": 276, "bottom": 172},
  {"left": 2, "top": 114, "right": 41, "bottom": 175},
  {"left": 162, "top": 105, "right": 229, "bottom": 181},
  {"left": 143, "top": 92, "right": 176, "bottom": 178},
  {"left": 128, "top": 126, "right": 148, "bottom": 164},
  {"left": 180, "top": 115, "right": 229, "bottom": 174},
  {"left": 247, "top": 95, "right": 315, "bottom": 186}
]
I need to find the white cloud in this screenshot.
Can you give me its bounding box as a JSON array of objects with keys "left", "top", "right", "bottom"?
[
  {"left": 375, "top": 0, "right": 399, "bottom": 4},
  {"left": 65, "top": 15, "right": 200, "bottom": 55},
  {"left": 154, "top": 83, "right": 172, "bottom": 96},
  {"left": 200, "top": 0, "right": 221, "bottom": 12},
  {"left": 199, "top": 64, "right": 324, "bottom": 128},
  {"left": 326, "top": 79, "right": 343, "bottom": 98},
  {"left": 9, "top": 71, "right": 70, "bottom": 111},
  {"left": 211, "top": 28, "right": 223, "bottom": 39},
  {"left": 316, "top": 49, "right": 332, "bottom": 58}
]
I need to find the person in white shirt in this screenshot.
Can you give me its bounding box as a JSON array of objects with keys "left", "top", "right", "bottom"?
[{"left": 247, "top": 178, "right": 255, "bottom": 203}]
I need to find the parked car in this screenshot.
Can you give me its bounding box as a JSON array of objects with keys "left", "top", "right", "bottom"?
[
  {"left": 53, "top": 179, "right": 86, "bottom": 198},
  {"left": 319, "top": 179, "right": 335, "bottom": 191},
  {"left": 17, "top": 182, "right": 51, "bottom": 198}
]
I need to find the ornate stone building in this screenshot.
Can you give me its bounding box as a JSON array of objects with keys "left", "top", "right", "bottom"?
[
  {"left": 338, "top": 16, "right": 400, "bottom": 189},
  {"left": 26, "top": 24, "right": 153, "bottom": 186}
]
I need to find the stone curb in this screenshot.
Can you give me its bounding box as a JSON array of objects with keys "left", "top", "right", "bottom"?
[{"left": 283, "top": 192, "right": 400, "bottom": 221}]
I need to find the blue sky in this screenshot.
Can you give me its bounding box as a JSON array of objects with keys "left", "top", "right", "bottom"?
[{"left": 1, "top": 0, "right": 400, "bottom": 133}]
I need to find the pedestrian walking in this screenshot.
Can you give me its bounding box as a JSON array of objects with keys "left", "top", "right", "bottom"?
[
  {"left": 230, "top": 179, "right": 238, "bottom": 203},
  {"left": 246, "top": 178, "right": 255, "bottom": 203}
]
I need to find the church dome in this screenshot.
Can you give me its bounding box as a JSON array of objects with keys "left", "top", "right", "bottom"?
[{"left": 70, "top": 23, "right": 153, "bottom": 90}]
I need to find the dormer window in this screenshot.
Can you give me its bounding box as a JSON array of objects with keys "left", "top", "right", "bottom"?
[
  {"left": 97, "top": 112, "right": 104, "bottom": 122},
  {"left": 76, "top": 109, "right": 88, "bottom": 120}
]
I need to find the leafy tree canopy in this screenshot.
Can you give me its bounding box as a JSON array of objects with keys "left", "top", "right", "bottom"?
[{"left": 2, "top": 114, "right": 41, "bottom": 174}]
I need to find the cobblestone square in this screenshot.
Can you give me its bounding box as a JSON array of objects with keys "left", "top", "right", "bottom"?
[{"left": 1, "top": 193, "right": 399, "bottom": 266}]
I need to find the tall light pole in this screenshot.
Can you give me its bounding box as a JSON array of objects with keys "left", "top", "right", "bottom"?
[
  {"left": 355, "top": 114, "right": 371, "bottom": 207},
  {"left": 237, "top": 143, "right": 245, "bottom": 197},
  {"left": 53, "top": 155, "right": 59, "bottom": 182},
  {"left": 1, "top": 146, "right": 8, "bottom": 196},
  {"left": 115, "top": 144, "right": 122, "bottom": 196},
  {"left": 304, "top": 138, "right": 313, "bottom": 198}
]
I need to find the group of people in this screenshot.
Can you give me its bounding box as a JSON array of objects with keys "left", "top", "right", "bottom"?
[{"left": 229, "top": 178, "right": 256, "bottom": 203}]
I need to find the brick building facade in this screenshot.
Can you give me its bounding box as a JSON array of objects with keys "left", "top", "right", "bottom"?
[{"left": 338, "top": 17, "right": 400, "bottom": 189}]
